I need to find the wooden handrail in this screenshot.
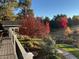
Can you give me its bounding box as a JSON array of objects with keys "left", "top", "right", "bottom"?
[{"left": 9, "top": 27, "right": 34, "bottom": 59}]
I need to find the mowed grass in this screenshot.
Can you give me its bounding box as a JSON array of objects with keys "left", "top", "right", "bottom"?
[{"left": 56, "top": 44, "right": 79, "bottom": 59}]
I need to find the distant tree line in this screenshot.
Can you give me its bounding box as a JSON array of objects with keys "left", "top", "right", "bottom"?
[
  {"left": 50, "top": 15, "right": 79, "bottom": 30},
  {"left": 19, "top": 14, "right": 79, "bottom": 37},
  {"left": 44, "top": 14, "right": 79, "bottom": 31}
]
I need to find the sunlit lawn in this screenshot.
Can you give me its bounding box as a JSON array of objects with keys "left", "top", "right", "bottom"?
[{"left": 56, "top": 44, "right": 79, "bottom": 59}]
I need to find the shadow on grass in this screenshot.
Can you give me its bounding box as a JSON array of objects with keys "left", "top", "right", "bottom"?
[{"left": 69, "top": 50, "right": 79, "bottom": 59}]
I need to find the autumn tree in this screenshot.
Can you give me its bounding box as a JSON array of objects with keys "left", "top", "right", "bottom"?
[
  {"left": 19, "top": 14, "right": 36, "bottom": 37},
  {"left": 19, "top": 15, "right": 50, "bottom": 38},
  {"left": 0, "top": 0, "right": 8, "bottom": 20},
  {"left": 51, "top": 14, "right": 68, "bottom": 29},
  {"left": 0, "top": 0, "right": 19, "bottom": 21},
  {"left": 60, "top": 16, "right": 68, "bottom": 28},
  {"left": 72, "top": 16, "right": 79, "bottom": 25},
  {"left": 35, "top": 17, "right": 46, "bottom": 37},
  {"left": 45, "top": 21, "right": 50, "bottom": 34},
  {"left": 43, "top": 17, "right": 50, "bottom": 34}
]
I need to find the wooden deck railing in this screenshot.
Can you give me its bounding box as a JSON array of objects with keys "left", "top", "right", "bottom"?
[{"left": 9, "top": 27, "right": 34, "bottom": 59}]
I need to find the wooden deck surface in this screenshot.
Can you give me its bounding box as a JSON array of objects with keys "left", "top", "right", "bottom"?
[{"left": 0, "top": 38, "right": 16, "bottom": 59}]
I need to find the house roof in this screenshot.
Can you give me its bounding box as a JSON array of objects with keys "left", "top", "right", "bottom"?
[{"left": 1, "top": 20, "right": 21, "bottom": 26}]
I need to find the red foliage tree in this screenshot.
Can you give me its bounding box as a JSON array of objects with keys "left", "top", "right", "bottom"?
[
  {"left": 60, "top": 16, "right": 68, "bottom": 28},
  {"left": 35, "top": 18, "right": 46, "bottom": 37},
  {"left": 19, "top": 15, "right": 49, "bottom": 38},
  {"left": 43, "top": 17, "right": 50, "bottom": 34},
  {"left": 45, "top": 22, "right": 50, "bottom": 34},
  {"left": 19, "top": 14, "right": 36, "bottom": 37}
]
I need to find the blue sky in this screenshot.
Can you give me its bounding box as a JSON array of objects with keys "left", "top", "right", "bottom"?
[
  {"left": 13, "top": 8, "right": 23, "bottom": 15},
  {"left": 16, "top": 0, "right": 25, "bottom": 3},
  {"left": 31, "top": 0, "right": 79, "bottom": 19}
]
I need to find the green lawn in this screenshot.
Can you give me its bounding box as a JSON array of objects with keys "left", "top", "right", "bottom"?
[
  {"left": 56, "top": 44, "right": 79, "bottom": 59},
  {"left": 56, "top": 56, "right": 61, "bottom": 59}
]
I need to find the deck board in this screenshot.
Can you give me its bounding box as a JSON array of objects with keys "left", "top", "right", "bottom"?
[{"left": 0, "top": 39, "right": 16, "bottom": 59}]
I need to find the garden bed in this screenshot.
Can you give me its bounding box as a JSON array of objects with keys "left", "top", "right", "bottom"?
[{"left": 17, "top": 35, "right": 58, "bottom": 59}]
